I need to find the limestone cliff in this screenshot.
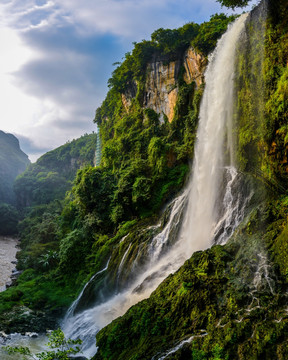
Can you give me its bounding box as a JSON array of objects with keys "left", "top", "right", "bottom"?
[
  {"left": 122, "top": 47, "right": 206, "bottom": 123},
  {"left": 144, "top": 60, "right": 181, "bottom": 122},
  {"left": 143, "top": 48, "right": 206, "bottom": 123},
  {"left": 183, "top": 47, "right": 206, "bottom": 87}
]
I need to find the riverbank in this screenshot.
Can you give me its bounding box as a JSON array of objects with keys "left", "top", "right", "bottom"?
[{"left": 0, "top": 237, "right": 19, "bottom": 292}]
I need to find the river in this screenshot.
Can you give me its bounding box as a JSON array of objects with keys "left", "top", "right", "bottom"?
[{"left": 0, "top": 236, "right": 19, "bottom": 292}]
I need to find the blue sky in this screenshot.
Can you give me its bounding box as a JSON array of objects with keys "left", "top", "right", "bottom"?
[{"left": 0, "top": 0, "right": 257, "bottom": 161}]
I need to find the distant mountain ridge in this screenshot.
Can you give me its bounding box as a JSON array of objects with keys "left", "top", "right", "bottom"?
[
  {"left": 0, "top": 130, "right": 30, "bottom": 205},
  {"left": 14, "top": 133, "right": 98, "bottom": 207}
]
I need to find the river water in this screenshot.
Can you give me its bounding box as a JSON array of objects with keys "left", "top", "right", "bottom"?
[{"left": 0, "top": 236, "right": 19, "bottom": 292}]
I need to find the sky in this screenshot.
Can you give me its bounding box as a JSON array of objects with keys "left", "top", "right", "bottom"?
[{"left": 0, "top": 0, "right": 258, "bottom": 162}]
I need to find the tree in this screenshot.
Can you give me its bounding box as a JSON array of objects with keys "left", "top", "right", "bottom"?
[
  {"left": 4, "top": 329, "right": 82, "bottom": 360},
  {"left": 216, "top": 0, "right": 251, "bottom": 9}
]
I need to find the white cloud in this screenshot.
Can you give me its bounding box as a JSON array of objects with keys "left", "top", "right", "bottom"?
[{"left": 1, "top": 0, "right": 255, "bottom": 39}]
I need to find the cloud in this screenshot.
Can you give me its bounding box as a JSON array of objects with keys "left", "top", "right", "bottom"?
[
  {"left": 14, "top": 133, "right": 51, "bottom": 163},
  {"left": 2, "top": 0, "right": 256, "bottom": 39},
  {"left": 10, "top": 25, "right": 125, "bottom": 146}
]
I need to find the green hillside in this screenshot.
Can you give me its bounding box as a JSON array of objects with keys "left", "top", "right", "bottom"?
[
  {"left": 14, "top": 133, "right": 97, "bottom": 208},
  {"left": 0, "top": 130, "right": 30, "bottom": 205}
]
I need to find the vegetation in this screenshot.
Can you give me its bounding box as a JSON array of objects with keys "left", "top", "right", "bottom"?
[
  {"left": 0, "top": 203, "right": 19, "bottom": 235},
  {"left": 216, "top": 0, "right": 251, "bottom": 9},
  {"left": 14, "top": 133, "right": 97, "bottom": 208},
  {"left": 0, "top": 130, "right": 30, "bottom": 206}
]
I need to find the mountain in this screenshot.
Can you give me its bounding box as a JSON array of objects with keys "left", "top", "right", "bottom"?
[
  {"left": 14, "top": 133, "right": 98, "bottom": 207},
  {"left": 0, "top": 130, "right": 30, "bottom": 205}
]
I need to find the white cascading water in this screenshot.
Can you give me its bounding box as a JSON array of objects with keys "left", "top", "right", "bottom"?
[
  {"left": 178, "top": 13, "right": 248, "bottom": 255},
  {"left": 63, "top": 258, "right": 110, "bottom": 321},
  {"left": 62, "top": 14, "right": 248, "bottom": 359}
]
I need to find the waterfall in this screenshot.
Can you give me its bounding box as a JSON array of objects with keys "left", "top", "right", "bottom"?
[
  {"left": 62, "top": 14, "right": 248, "bottom": 358},
  {"left": 64, "top": 258, "right": 110, "bottom": 320},
  {"left": 178, "top": 14, "right": 248, "bottom": 255},
  {"left": 116, "top": 243, "right": 132, "bottom": 284}
]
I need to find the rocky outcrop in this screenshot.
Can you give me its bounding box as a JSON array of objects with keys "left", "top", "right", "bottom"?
[
  {"left": 183, "top": 47, "right": 206, "bottom": 87},
  {"left": 122, "top": 80, "right": 138, "bottom": 113},
  {"left": 144, "top": 60, "right": 181, "bottom": 122},
  {"left": 122, "top": 47, "right": 206, "bottom": 123}
]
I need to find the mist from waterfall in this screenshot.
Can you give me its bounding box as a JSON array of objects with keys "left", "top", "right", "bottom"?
[{"left": 62, "top": 14, "right": 248, "bottom": 358}]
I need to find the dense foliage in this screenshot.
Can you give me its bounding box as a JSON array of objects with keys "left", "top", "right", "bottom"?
[
  {"left": 235, "top": 0, "right": 288, "bottom": 188},
  {"left": 0, "top": 203, "right": 19, "bottom": 235},
  {"left": 216, "top": 0, "right": 251, "bottom": 9},
  {"left": 14, "top": 133, "right": 97, "bottom": 208}
]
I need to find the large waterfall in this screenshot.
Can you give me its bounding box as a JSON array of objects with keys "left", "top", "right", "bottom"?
[
  {"left": 61, "top": 14, "right": 249, "bottom": 359},
  {"left": 178, "top": 13, "right": 248, "bottom": 254}
]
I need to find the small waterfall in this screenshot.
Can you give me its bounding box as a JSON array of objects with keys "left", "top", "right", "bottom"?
[
  {"left": 153, "top": 331, "right": 208, "bottom": 360},
  {"left": 116, "top": 243, "right": 132, "bottom": 284},
  {"left": 148, "top": 189, "right": 188, "bottom": 262},
  {"left": 94, "top": 131, "right": 101, "bottom": 167},
  {"left": 62, "top": 15, "right": 249, "bottom": 358},
  {"left": 247, "top": 252, "right": 275, "bottom": 312},
  {"left": 64, "top": 258, "right": 110, "bottom": 320},
  {"left": 213, "top": 166, "right": 253, "bottom": 245}
]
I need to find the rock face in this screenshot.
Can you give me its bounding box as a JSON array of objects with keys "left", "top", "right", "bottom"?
[
  {"left": 122, "top": 47, "right": 206, "bottom": 123},
  {"left": 0, "top": 131, "right": 30, "bottom": 205},
  {"left": 144, "top": 60, "right": 181, "bottom": 122},
  {"left": 183, "top": 47, "right": 206, "bottom": 87}
]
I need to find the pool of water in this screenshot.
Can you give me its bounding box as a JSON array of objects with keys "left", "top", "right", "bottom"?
[{"left": 0, "top": 333, "right": 47, "bottom": 360}]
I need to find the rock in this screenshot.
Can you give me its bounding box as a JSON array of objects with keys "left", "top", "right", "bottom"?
[
  {"left": 144, "top": 60, "right": 180, "bottom": 123},
  {"left": 143, "top": 48, "right": 206, "bottom": 123},
  {"left": 25, "top": 332, "right": 38, "bottom": 338},
  {"left": 5, "top": 280, "right": 13, "bottom": 288},
  {"left": 0, "top": 305, "right": 59, "bottom": 334},
  {"left": 0, "top": 331, "right": 11, "bottom": 340},
  {"left": 183, "top": 46, "right": 206, "bottom": 88}
]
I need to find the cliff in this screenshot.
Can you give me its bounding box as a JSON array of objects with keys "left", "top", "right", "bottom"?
[
  {"left": 142, "top": 47, "right": 206, "bottom": 123},
  {"left": 0, "top": 130, "right": 30, "bottom": 205}
]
